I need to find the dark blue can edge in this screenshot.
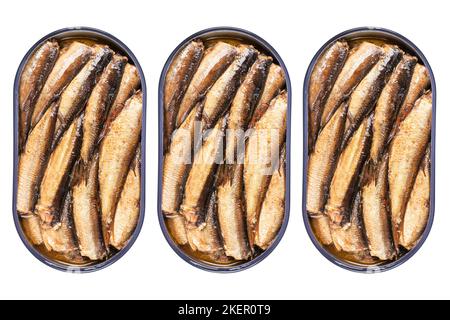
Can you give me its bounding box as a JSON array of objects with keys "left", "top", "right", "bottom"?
[
  {"left": 12, "top": 26, "right": 147, "bottom": 273},
  {"left": 302, "top": 26, "right": 436, "bottom": 273},
  {"left": 157, "top": 26, "right": 292, "bottom": 273}
]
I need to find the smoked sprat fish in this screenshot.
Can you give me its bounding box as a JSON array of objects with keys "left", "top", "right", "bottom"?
[
  {"left": 307, "top": 102, "right": 347, "bottom": 217},
  {"left": 108, "top": 63, "right": 141, "bottom": 119},
  {"left": 341, "top": 45, "right": 402, "bottom": 148},
  {"left": 35, "top": 115, "right": 83, "bottom": 228},
  {"left": 255, "top": 146, "right": 286, "bottom": 250},
  {"left": 217, "top": 165, "right": 251, "bottom": 260},
  {"left": 389, "top": 92, "right": 432, "bottom": 241},
  {"left": 225, "top": 54, "right": 272, "bottom": 164},
  {"left": 320, "top": 42, "right": 382, "bottom": 128},
  {"left": 310, "top": 216, "right": 333, "bottom": 246},
  {"left": 81, "top": 54, "right": 127, "bottom": 164},
  {"left": 110, "top": 147, "right": 141, "bottom": 250},
  {"left": 166, "top": 216, "right": 188, "bottom": 246},
  {"left": 187, "top": 189, "right": 225, "bottom": 259},
  {"left": 245, "top": 91, "right": 287, "bottom": 247},
  {"left": 331, "top": 192, "right": 368, "bottom": 256},
  {"left": 370, "top": 55, "right": 417, "bottom": 164},
  {"left": 21, "top": 215, "right": 43, "bottom": 246},
  {"left": 181, "top": 116, "right": 227, "bottom": 227},
  {"left": 201, "top": 45, "right": 257, "bottom": 129},
  {"left": 308, "top": 40, "right": 348, "bottom": 151},
  {"left": 176, "top": 42, "right": 237, "bottom": 126},
  {"left": 30, "top": 41, "right": 92, "bottom": 128},
  {"left": 17, "top": 103, "right": 58, "bottom": 217},
  {"left": 362, "top": 155, "right": 396, "bottom": 260},
  {"left": 164, "top": 40, "right": 204, "bottom": 148},
  {"left": 99, "top": 91, "right": 142, "bottom": 246},
  {"left": 72, "top": 155, "right": 106, "bottom": 260},
  {"left": 52, "top": 45, "right": 112, "bottom": 147},
  {"left": 249, "top": 64, "right": 285, "bottom": 127},
  {"left": 19, "top": 40, "right": 59, "bottom": 150},
  {"left": 326, "top": 115, "right": 373, "bottom": 227},
  {"left": 162, "top": 102, "right": 202, "bottom": 217},
  {"left": 42, "top": 191, "right": 80, "bottom": 258},
  {"left": 399, "top": 147, "right": 430, "bottom": 250},
  {"left": 394, "top": 64, "right": 430, "bottom": 130}
]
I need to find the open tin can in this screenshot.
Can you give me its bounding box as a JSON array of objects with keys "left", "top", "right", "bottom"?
[
  {"left": 158, "top": 27, "right": 291, "bottom": 272},
  {"left": 303, "top": 27, "right": 436, "bottom": 273},
  {"left": 13, "top": 27, "right": 146, "bottom": 273}
]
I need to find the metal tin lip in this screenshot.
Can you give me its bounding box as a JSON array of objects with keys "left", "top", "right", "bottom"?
[
  {"left": 12, "top": 26, "right": 147, "bottom": 273},
  {"left": 157, "top": 26, "right": 292, "bottom": 273},
  {"left": 302, "top": 26, "right": 436, "bottom": 273}
]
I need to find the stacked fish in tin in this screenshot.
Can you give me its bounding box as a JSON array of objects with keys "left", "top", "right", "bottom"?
[
  {"left": 16, "top": 39, "right": 142, "bottom": 265},
  {"left": 306, "top": 39, "right": 432, "bottom": 265},
  {"left": 162, "top": 39, "right": 287, "bottom": 266}
]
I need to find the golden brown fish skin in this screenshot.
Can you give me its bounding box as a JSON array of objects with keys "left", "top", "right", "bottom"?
[
  {"left": 30, "top": 41, "right": 93, "bottom": 128},
  {"left": 99, "top": 91, "right": 142, "bottom": 247},
  {"left": 331, "top": 191, "right": 368, "bottom": 255},
  {"left": 244, "top": 92, "right": 287, "bottom": 247},
  {"left": 166, "top": 216, "right": 188, "bottom": 245},
  {"left": 110, "top": 147, "right": 141, "bottom": 250},
  {"left": 217, "top": 164, "right": 251, "bottom": 260},
  {"left": 52, "top": 45, "right": 113, "bottom": 148},
  {"left": 306, "top": 102, "right": 348, "bottom": 217},
  {"left": 19, "top": 41, "right": 59, "bottom": 109},
  {"left": 389, "top": 92, "right": 432, "bottom": 237},
  {"left": 248, "top": 64, "right": 285, "bottom": 128},
  {"left": 80, "top": 55, "right": 127, "bottom": 164},
  {"left": 391, "top": 64, "right": 431, "bottom": 138},
  {"left": 255, "top": 147, "right": 286, "bottom": 250},
  {"left": 326, "top": 115, "right": 373, "bottom": 227},
  {"left": 35, "top": 115, "right": 83, "bottom": 228},
  {"left": 42, "top": 191, "right": 79, "bottom": 256},
  {"left": 225, "top": 54, "right": 272, "bottom": 164},
  {"left": 162, "top": 103, "right": 202, "bottom": 217},
  {"left": 19, "top": 40, "right": 59, "bottom": 150},
  {"left": 108, "top": 64, "right": 141, "bottom": 119},
  {"left": 399, "top": 147, "right": 430, "bottom": 250},
  {"left": 341, "top": 45, "right": 402, "bottom": 148},
  {"left": 308, "top": 40, "right": 349, "bottom": 151},
  {"left": 21, "top": 215, "right": 43, "bottom": 246},
  {"left": 320, "top": 42, "right": 383, "bottom": 127},
  {"left": 310, "top": 216, "right": 333, "bottom": 246},
  {"left": 176, "top": 42, "right": 237, "bottom": 126},
  {"left": 17, "top": 103, "right": 58, "bottom": 217},
  {"left": 72, "top": 155, "right": 106, "bottom": 260},
  {"left": 164, "top": 40, "right": 204, "bottom": 149},
  {"left": 180, "top": 116, "right": 227, "bottom": 227},
  {"left": 187, "top": 189, "right": 225, "bottom": 257},
  {"left": 370, "top": 55, "right": 417, "bottom": 164},
  {"left": 202, "top": 45, "right": 258, "bottom": 129},
  {"left": 362, "top": 155, "right": 396, "bottom": 260}
]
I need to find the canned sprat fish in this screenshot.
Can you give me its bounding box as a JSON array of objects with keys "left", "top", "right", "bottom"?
[
  {"left": 303, "top": 27, "right": 435, "bottom": 272},
  {"left": 158, "top": 27, "right": 291, "bottom": 272},
  {"left": 13, "top": 27, "right": 146, "bottom": 272}
]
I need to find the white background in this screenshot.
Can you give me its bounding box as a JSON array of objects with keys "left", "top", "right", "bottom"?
[{"left": 0, "top": 0, "right": 448, "bottom": 300}]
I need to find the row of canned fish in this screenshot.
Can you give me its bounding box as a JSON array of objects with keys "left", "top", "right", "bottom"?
[{"left": 13, "top": 27, "right": 435, "bottom": 273}]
